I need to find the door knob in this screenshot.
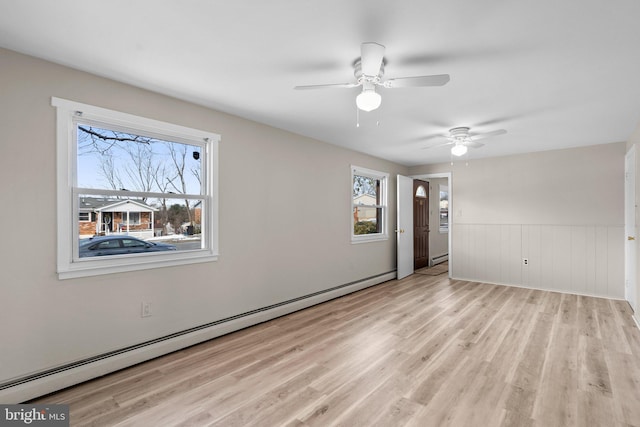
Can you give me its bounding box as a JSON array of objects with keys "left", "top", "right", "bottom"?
[{"left": 628, "top": 236, "right": 636, "bottom": 241}]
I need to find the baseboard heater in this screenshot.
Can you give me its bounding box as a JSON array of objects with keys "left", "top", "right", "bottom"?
[
  {"left": 0, "top": 270, "right": 396, "bottom": 403},
  {"left": 431, "top": 253, "right": 448, "bottom": 265}
]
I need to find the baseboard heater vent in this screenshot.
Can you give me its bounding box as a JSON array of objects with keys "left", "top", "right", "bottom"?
[
  {"left": 0, "top": 270, "right": 395, "bottom": 398},
  {"left": 431, "top": 254, "right": 448, "bottom": 265}
]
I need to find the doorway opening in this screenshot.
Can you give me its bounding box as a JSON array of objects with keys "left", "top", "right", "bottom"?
[
  {"left": 396, "top": 172, "right": 452, "bottom": 279},
  {"left": 412, "top": 173, "right": 451, "bottom": 277}
]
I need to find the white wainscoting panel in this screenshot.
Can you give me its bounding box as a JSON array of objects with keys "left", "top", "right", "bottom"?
[{"left": 451, "top": 224, "right": 624, "bottom": 299}]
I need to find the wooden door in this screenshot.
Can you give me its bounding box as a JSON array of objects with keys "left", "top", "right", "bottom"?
[{"left": 413, "top": 180, "right": 430, "bottom": 270}]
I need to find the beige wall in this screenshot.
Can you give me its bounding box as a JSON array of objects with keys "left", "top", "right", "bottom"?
[
  {"left": 0, "top": 48, "right": 407, "bottom": 397},
  {"left": 412, "top": 144, "right": 624, "bottom": 226},
  {"left": 409, "top": 143, "right": 626, "bottom": 297}
]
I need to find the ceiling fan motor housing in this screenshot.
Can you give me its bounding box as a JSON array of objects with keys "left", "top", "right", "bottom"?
[
  {"left": 449, "top": 127, "right": 471, "bottom": 140},
  {"left": 353, "top": 59, "right": 385, "bottom": 83}
]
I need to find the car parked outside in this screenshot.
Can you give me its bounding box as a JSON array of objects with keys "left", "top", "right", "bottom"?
[{"left": 79, "top": 235, "right": 177, "bottom": 257}]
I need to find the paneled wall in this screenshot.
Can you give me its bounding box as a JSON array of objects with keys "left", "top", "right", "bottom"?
[{"left": 452, "top": 224, "right": 624, "bottom": 297}]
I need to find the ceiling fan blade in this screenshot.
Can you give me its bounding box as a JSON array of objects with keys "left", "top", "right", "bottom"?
[
  {"left": 422, "top": 140, "right": 453, "bottom": 150},
  {"left": 294, "top": 82, "right": 360, "bottom": 90},
  {"left": 361, "top": 42, "right": 385, "bottom": 76},
  {"left": 470, "top": 129, "right": 507, "bottom": 141},
  {"left": 465, "top": 141, "right": 485, "bottom": 148},
  {"left": 384, "top": 74, "right": 450, "bottom": 88}
]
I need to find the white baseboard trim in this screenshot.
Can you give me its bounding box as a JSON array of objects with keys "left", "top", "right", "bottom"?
[
  {"left": 431, "top": 254, "right": 448, "bottom": 266},
  {"left": 0, "top": 271, "right": 395, "bottom": 403},
  {"left": 449, "top": 275, "right": 626, "bottom": 301}
]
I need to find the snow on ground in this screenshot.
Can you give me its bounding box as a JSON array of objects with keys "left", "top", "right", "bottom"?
[{"left": 147, "top": 234, "right": 201, "bottom": 242}]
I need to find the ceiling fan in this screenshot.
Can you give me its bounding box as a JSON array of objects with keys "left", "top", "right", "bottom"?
[
  {"left": 423, "top": 127, "right": 507, "bottom": 156},
  {"left": 294, "top": 42, "right": 450, "bottom": 112}
]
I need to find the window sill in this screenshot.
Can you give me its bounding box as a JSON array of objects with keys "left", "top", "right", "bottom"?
[
  {"left": 58, "top": 250, "right": 218, "bottom": 280},
  {"left": 351, "top": 234, "right": 389, "bottom": 244}
]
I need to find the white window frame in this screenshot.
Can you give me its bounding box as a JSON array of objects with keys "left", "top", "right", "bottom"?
[
  {"left": 53, "top": 97, "right": 220, "bottom": 279},
  {"left": 78, "top": 212, "right": 91, "bottom": 222},
  {"left": 351, "top": 165, "right": 389, "bottom": 243}
]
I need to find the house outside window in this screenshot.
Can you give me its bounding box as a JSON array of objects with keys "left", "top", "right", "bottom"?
[
  {"left": 352, "top": 166, "right": 389, "bottom": 243},
  {"left": 53, "top": 97, "right": 219, "bottom": 279},
  {"left": 78, "top": 198, "right": 155, "bottom": 238}
]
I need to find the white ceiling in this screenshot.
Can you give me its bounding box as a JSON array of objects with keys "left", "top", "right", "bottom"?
[{"left": 1, "top": 0, "right": 640, "bottom": 166}]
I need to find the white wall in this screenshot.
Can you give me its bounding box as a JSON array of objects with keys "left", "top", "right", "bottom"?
[
  {"left": 409, "top": 143, "right": 626, "bottom": 298},
  {"left": 627, "top": 122, "right": 640, "bottom": 324},
  {"left": 0, "top": 48, "right": 407, "bottom": 400}
]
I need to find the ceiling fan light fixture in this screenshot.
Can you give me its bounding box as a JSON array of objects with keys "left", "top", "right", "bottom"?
[
  {"left": 451, "top": 143, "right": 468, "bottom": 157},
  {"left": 356, "top": 88, "right": 381, "bottom": 112}
]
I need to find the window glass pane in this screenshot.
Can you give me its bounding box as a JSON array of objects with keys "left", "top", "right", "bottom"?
[
  {"left": 353, "top": 174, "right": 380, "bottom": 206},
  {"left": 77, "top": 194, "right": 204, "bottom": 256},
  {"left": 353, "top": 207, "right": 382, "bottom": 234},
  {"left": 75, "top": 123, "right": 205, "bottom": 259},
  {"left": 353, "top": 174, "right": 380, "bottom": 235},
  {"left": 77, "top": 124, "right": 202, "bottom": 195},
  {"left": 416, "top": 185, "right": 427, "bottom": 198}
]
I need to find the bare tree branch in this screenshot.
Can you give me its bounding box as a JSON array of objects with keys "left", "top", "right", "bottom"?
[{"left": 166, "top": 143, "right": 193, "bottom": 224}]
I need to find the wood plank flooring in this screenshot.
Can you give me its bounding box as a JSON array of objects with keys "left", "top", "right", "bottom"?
[{"left": 32, "top": 275, "right": 640, "bottom": 426}]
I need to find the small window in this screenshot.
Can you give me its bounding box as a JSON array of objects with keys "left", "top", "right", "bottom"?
[
  {"left": 53, "top": 97, "right": 220, "bottom": 279},
  {"left": 351, "top": 166, "right": 389, "bottom": 243},
  {"left": 415, "top": 185, "right": 427, "bottom": 198},
  {"left": 439, "top": 185, "right": 449, "bottom": 232}
]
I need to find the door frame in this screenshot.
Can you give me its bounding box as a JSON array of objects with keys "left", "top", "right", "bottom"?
[
  {"left": 625, "top": 145, "right": 637, "bottom": 313},
  {"left": 410, "top": 172, "right": 452, "bottom": 278}
]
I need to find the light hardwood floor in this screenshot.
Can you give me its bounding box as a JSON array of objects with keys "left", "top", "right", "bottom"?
[{"left": 32, "top": 274, "right": 640, "bottom": 426}]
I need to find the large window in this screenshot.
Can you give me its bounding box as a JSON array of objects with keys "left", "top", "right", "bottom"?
[
  {"left": 351, "top": 166, "right": 388, "bottom": 243},
  {"left": 53, "top": 97, "right": 219, "bottom": 279}
]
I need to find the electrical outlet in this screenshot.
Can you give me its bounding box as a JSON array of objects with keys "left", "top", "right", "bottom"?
[
  {"left": 141, "top": 302, "right": 152, "bottom": 318},
  {"left": 522, "top": 258, "right": 529, "bottom": 266}
]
